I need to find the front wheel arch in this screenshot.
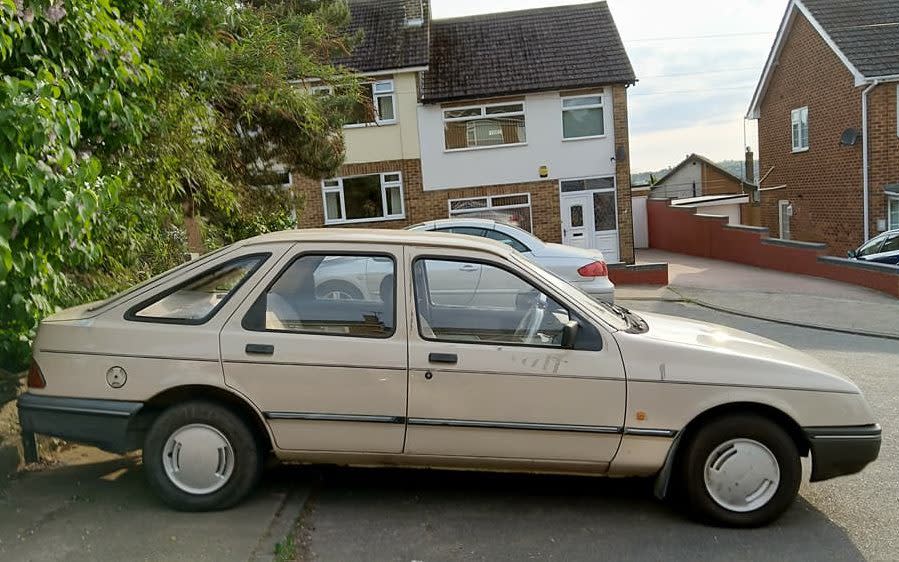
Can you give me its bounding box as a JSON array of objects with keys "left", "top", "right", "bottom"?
[{"left": 654, "top": 401, "right": 809, "bottom": 500}]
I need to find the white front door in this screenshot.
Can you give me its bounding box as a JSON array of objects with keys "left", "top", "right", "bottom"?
[{"left": 561, "top": 194, "right": 592, "bottom": 248}]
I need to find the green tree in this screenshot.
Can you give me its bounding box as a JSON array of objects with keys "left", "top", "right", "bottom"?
[{"left": 0, "top": 0, "right": 154, "bottom": 370}]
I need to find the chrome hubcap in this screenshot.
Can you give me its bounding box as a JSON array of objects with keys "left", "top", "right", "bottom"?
[
  {"left": 703, "top": 438, "right": 780, "bottom": 512},
  {"left": 162, "top": 424, "right": 234, "bottom": 495}
]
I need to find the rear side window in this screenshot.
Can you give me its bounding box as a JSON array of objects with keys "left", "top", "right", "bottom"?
[
  {"left": 128, "top": 254, "right": 268, "bottom": 324},
  {"left": 243, "top": 254, "right": 396, "bottom": 338},
  {"left": 483, "top": 229, "right": 529, "bottom": 252}
]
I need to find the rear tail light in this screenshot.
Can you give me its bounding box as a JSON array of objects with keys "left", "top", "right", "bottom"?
[
  {"left": 577, "top": 261, "right": 608, "bottom": 278},
  {"left": 27, "top": 359, "right": 46, "bottom": 389}
]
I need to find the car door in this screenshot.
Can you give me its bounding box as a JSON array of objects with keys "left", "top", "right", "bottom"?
[
  {"left": 404, "top": 247, "right": 626, "bottom": 465},
  {"left": 869, "top": 233, "right": 899, "bottom": 265},
  {"left": 426, "top": 228, "right": 484, "bottom": 305},
  {"left": 220, "top": 243, "right": 407, "bottom": 453}
]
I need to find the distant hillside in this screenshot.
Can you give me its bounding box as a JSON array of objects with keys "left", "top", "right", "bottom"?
[{"left": 632, "top": 159, "right": 760, "bottom": 187}]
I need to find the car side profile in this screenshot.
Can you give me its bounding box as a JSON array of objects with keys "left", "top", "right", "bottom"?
[
  {"left": 406, "top": 218, "right": 616, "bottom": 302},
  {"left": 18, "top": 229, "right": 880, "bottom": 527},
  {"left": 848, "top": 229, "right": 899, "bottom": 265}
]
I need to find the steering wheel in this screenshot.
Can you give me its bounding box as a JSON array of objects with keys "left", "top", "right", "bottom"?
[{"left": 515, "top": 293, "right": 547, "bottom": 343}]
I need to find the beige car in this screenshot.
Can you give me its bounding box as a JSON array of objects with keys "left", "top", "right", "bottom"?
[{"left": 18, "top": 229, "right": 880, "bottom": 526}]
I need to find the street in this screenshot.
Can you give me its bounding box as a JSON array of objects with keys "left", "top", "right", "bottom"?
[{"left": 1, "top": 299, "right": 897, "bottom": 561}]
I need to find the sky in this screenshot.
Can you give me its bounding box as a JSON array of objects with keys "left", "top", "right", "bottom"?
[{"left": 431, "top": 0, "right": 788, "bottom": 172}]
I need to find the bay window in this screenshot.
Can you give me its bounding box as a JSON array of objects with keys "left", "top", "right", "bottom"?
[
  {"left": 562, "top": 94, "right": 604, "bottom": 139},
  {"left": 322, "top": 172, "right": 404, "bottom": 224},
  {"left": 443, "top": 102, "right": 526, "bottom": 150}
]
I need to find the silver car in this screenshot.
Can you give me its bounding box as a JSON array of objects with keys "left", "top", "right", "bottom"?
[{"left": 406, "top": 218, "right": 615, "bottom": 302}]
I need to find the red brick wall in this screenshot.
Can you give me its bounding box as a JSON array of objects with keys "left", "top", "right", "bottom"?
[
  {"left": 292, "top": 159, "right": 563, "bottom": 243},
  {"left": 647, "top": 199, "right": 899, "bottom": 297},
  {"left": 757, "top": 12, "right": 899, "bottom": 254},
  {"left": 613, "top": 85, "right": 635, "bottom": 263}
]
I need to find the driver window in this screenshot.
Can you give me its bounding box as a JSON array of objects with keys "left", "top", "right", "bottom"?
[{"left": 413, "top": 258, "right": 570, "bottom": 347}]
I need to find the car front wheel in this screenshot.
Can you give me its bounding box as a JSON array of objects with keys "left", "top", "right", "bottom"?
[
  {"left": 679, "top": 413, "right": 801, "bottom": 527},
  {"left": 144, "top": 401, "right": 262, "bottom": 511}
]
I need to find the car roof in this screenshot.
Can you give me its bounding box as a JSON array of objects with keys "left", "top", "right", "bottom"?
[
  {"left": 239, "top": 228, "right": 516, "bottom": 257},
  {"left": 422, "top": 218, "right": 498, "bottom": 228}
]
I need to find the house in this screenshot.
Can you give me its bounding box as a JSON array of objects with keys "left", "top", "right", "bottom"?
[
  {"left": 747, "top": 0, "right": 899, "bottom": 255},
  {"left": 293, "top": 0, "right": 637, "bottom": 263},
  {"left": 649, "top": 154, "right": 749, "bottom": 200}
]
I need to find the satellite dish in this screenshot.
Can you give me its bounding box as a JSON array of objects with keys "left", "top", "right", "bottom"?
[{"left": 840, "top": 128, "right": 860, "bottom": 146}]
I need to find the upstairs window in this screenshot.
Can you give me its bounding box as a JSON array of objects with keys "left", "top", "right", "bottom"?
[
  {"left": 313, "top": 80, "right": 396, "bottom": 126},
  {"left": 562, "top": 95, "right": 604, "bottom": 139},
  {"left": 322, "top": 172, "right": 404, "bottom": 224},
  {"left": 791, "top": 107, "right": 809, "bottom": 152},
  {"left": 889, "top": 197, "right": 899, "bottom": 230},
  {"left": 443, "top": 102, "right": 526, "bottom": 150}
]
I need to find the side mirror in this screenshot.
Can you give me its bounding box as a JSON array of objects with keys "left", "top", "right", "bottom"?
[
  {"left": 561, "top": 320, "right": 580, "bottom": 350},
  {"left": 847, "top": 250, "right": 857, "bottom": 258}
]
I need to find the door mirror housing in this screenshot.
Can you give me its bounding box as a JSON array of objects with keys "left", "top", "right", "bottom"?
[
  {"left": 847, "top": 249, "right": 857, "bottom": 258},
  {"left": 561, "top": 320, "right": 580, "bottom": 349}
]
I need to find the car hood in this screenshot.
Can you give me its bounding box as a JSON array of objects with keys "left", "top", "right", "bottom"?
[{"left": 615, "top": 311, "right": 860, "bottom": 394}]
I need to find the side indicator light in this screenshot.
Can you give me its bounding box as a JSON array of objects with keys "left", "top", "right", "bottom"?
[{"left": 27, "top": 359, "right": 46, "bottom": 389}]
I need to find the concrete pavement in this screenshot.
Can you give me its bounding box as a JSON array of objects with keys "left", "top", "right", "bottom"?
[{"left": 616, "top": 249, "right": 899, "bottom": 338}]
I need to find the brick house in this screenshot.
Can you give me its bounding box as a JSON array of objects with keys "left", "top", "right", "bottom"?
[
  {"left": 747, "top": 0, "right": 899, "bottom": 255},
  {"left": 293, "top": 1, "right": 638, "bottom": 263}
]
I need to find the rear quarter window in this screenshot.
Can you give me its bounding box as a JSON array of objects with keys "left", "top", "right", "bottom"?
[{"left": 126, "top": 254, "right": 269, "bottom": 324}]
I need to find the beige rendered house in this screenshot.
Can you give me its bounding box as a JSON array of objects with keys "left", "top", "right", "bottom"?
[{"left": 292, "top": 0, "right": 638, "bottom": 263}]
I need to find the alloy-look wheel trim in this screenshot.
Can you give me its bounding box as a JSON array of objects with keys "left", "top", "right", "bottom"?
[
  {"left": 162, "top": 423, "right": 235, "bottom": 495},
  {"left": 703, "top": 438, "right": 781, "bottom": 513}
]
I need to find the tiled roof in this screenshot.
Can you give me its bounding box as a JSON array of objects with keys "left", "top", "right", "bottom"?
[
  {"left": 421, "top": 1, "right": 635, "bottom": 103},
  {"left": 335, "top": 0, "right": 430, "bottom": 73},
  {"left": 802, "top": 0, "right": 899, "bottom": 78}
]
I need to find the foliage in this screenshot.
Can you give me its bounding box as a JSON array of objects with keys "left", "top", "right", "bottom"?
[
  {"left": 0, "top": 0, "right": 154, "bottom": 370},
  {"left": 1, "top": 0, "right": 362, "bottom": 370}
]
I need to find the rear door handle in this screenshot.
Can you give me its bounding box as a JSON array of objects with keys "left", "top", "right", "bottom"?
[
  {"left": 429, "top": 353, "right": 457, "bottom": 364},
  {"left": 245, "top": 344, "right": 274, "bottom": 355},
  {"left": 459, "top": 264, "right": 479, "bottom": 272}
]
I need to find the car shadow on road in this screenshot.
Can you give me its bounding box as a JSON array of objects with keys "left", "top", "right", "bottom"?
[{"left": 296, "top": 465, "right": 864, "bottom": 562}]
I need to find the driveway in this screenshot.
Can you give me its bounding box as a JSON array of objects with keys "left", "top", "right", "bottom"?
[{"left": 633, "top": 249, "right": 899, "bottom": 338}]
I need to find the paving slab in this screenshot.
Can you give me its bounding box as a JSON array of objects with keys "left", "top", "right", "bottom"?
[{"left": 0, "top": 448, "right": 304, "bottom": 562}]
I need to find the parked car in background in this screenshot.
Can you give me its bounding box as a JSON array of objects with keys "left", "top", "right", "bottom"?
[
  {"left": 19, "top": 229, "right": 880, "bottom": 527},
  {"left": 848, "top": 229, "right": 899, "bottom": 265},
  {"left": 407, "top": 218, "right": 615, "bottom": 302}
]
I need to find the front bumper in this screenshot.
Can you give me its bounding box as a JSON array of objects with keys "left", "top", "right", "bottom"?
[
  {"left": 18, "top": 393, "right": 143, "bottom": 455},
  {"left": 805, "top": 424, "right": 881, "bottom": 482}
]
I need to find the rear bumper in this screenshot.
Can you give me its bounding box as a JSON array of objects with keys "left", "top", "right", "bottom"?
[
  {"left": 18, "top": 393, "right": 143, "bottom": 454},
  {"left": 804, "top": 424, "right": 881, "bottom": 482}
]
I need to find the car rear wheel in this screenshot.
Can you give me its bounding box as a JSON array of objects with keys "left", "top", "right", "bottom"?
[
  {"left": 315, "top": 280, "right": 364, "bottom": 301},
  {"left": 679, "top": 413, "right": 801, "bottom": 527},
  {"left": 144, "top": 401, "right": 262, "bottom": 511}
]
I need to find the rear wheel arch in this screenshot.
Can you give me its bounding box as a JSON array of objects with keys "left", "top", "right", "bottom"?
[{"left": 128, "top": 385, "right": 273, "bottom": 454}]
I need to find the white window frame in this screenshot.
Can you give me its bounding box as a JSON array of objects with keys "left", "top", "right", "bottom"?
[
  {"left": 888, "top": 197, "right": 899, "bottom": 230},
  {"left": 322, "top": 171, "right": 405, "bottom": 225},
  {"left": 442, "top": 101, "right": 527, "bottom": 152},
  {"left": 791, "top": 106, "right": 809, "bottom": 152},
  {"left": 311, "top": 80, "right": 397, "bottom": 128},
  {"left": 560, "top": 93, "right": 605, "bottom": 140},
  {"left": 447, "top": 193, "right": 533, "bottom": 232}
]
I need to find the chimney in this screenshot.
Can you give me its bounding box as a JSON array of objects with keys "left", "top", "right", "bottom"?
[
  {"left": 744, "top": 147, "right": 755, "bottom": 183},
  {"left": 404, "top": 0, "right": 424, "bottom": 27}
]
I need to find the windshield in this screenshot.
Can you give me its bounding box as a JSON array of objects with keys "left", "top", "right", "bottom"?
[{"left": 510, "top": 253, "right": 631, "bottom": 330}]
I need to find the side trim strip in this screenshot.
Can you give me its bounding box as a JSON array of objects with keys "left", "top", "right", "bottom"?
[
  {"left": 407, "top": 418, "right": 622, "bottom": 434},
  {"left": 264, "top": 412, "right": 405, "bottom": 424},
  {"left": 17, "top": 394, "right": 143, "bottom": 418},
  {"left": 624, "top": 428, "right": 679, "bottom": 438},
  {"left": 627, "top": 378, "right": 859, "bottom": 395},
  {"left": 804, "top": 424, "right": 881, "bottom": 440}
]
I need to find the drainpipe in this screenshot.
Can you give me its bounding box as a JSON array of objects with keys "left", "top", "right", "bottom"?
[{"left": 861, "top": 80, "right": 879, "bottom": 241}]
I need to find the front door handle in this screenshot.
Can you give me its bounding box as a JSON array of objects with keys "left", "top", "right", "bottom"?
[
  {"left": 459, "top": 264, "right": 479, "bottom": 272},
  {"left": 246, "top": 343, "right": 274, "bottom": 355},
  {"left": 429, "top": 352, "right": 457, "bottom": 364}
]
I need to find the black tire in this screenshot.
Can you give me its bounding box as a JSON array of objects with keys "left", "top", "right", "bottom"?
[
  {"left": 678, "top": 413, "right": 801, "bottom": 527},
  {"left": 315, "top": 280, "right": 364, "bottom": 301},
  {"left": 143, "top": 401, "right": 262, "bottom": 511}
]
